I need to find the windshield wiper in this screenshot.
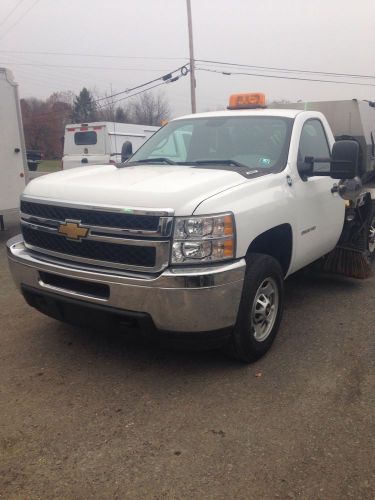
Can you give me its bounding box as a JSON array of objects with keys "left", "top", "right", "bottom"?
[
  {"left": 127, "top": 157, "right": 177, "bottom": 165},
  {"left": 190, "top": 159, "right": 248, "bottom": 168}
]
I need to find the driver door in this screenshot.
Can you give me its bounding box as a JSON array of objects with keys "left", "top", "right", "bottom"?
[{"left": 292, "top": 118, "right": 344, "bottom": 269}]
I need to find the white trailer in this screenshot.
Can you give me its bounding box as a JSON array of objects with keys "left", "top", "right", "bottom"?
[
  {"left": 62, "top": 122, "right": 159, "bottom": 170},
  {"left": 0, "top": 68, "right": 28, "bottom": 230}
]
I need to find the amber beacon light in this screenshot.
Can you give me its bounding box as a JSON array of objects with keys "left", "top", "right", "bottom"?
[{"left": 228, "top": 92, "right": 266, "bottom": 110}]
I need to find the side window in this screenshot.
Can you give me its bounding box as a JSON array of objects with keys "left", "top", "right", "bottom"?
[{"left": 298, "top": 119, "right": 330, "bottom": 174}]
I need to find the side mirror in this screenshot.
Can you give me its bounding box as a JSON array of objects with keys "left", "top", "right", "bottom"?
[
  {"left": 297, "top": 158, "right": 313, "bottom": 180},
  {"left": 121, "top": 141, "right": 133, "bottom": 162},
  {"left": 330, "top": 140, "right": 359, "bottom": 179}
]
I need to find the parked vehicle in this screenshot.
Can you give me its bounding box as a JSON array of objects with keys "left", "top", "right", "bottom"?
[
  {"left": 26, "top": 150, "right": 43, "bottom": 171},
  {"left": 0, "top": 68, "right": 28, "bottom": 230},
  {"left": 62, "top": 122, "right": 159, "bottom": 169},
  {"left": 7, "top": 93, "right": 375, "bottom": 362}
]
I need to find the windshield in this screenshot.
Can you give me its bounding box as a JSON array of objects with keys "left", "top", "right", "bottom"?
[{"left": 129, "top": 116, "right": 293, "bottom": 172}]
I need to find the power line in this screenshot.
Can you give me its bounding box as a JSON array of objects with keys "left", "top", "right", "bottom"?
[
  {"left": 0, "top": 0, "right": 26, "bottom": 29},
  {"left": 195, "top": 58, "right": 375, "bottom": 81},
  {"left": 25, "top": 81, "right": 169, "bottom": 119},
  {"left": 196, "top": 67, "right": 375, "bottom": 88},
  {"left": 97, "top": 82, "right": 168, "bottom": 109},
  {"left": 0, "top": 49, "right": 188, "bottom": 61},
  {"left": 97, "top": 71, "right": 187, "bottom": 108},
  {"left": 23, "top": 65, "right": 187, "bottom": 118},
  {"left": 0, "top": 0, "right": 42, "bottom": 39},
  {"left": 5, "top": 52, "right": 140, "bottom": 88},
  {"left": 93, "top": 65, "right": 189, "bottom": 103},
  {"left": 0, "top": 61, "right": 174, "bottom": 72},
  {"left": 2, "top": 49, "right": 372, "bottom": 80}
]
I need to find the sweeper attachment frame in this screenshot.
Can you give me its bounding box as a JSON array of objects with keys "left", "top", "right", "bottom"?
[{"left": 323, "top": 191, "right": 375, "bottom": 278}]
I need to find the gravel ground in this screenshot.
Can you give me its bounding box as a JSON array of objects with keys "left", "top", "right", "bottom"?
[{"left": 1, "top": 213, "right": 374, "bottom": 499}]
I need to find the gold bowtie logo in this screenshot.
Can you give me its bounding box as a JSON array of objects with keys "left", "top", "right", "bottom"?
[{"left": 58, "top": 221, "right": 89, "bottom": 241}]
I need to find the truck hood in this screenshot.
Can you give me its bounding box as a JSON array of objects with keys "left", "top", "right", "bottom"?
[{"left": 23, "top": 164, "right": 248, "bottom": 215}]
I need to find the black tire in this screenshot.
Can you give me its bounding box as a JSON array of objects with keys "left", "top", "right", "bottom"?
[
  {"left": 225, "top": 253, "right": 284, "bottom": 363},
  {"left": 27, "top": 162, "right": 38, "bottom": 171}
]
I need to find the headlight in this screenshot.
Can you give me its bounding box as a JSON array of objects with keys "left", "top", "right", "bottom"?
[{"left": 172, "top": 213, "right": 235, "bottom": 264}]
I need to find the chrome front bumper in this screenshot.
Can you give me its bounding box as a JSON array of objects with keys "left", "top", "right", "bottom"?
[{"left": 7, "top": 235, "right": 246, "bottom": 333}]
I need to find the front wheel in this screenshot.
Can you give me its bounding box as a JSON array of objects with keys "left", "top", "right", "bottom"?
[{"left": 226, "top": 253, "right": 284, "bottom": 363}]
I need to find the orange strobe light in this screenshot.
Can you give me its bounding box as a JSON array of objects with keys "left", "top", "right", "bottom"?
[{"left": 228, "top": 92, "right": 266, "bottom": 110}]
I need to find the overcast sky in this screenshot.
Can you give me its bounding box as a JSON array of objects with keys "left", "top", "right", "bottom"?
[{"left": 0, "top": 0, "right": 374, "bottom": 117}]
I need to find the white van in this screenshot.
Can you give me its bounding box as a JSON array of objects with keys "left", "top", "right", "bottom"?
[
  {"left": 62, "top": 122, "right": 159, "bottom": 170},
  {"left": 0, "top": 67, "right": 28, "bottom": 230}
]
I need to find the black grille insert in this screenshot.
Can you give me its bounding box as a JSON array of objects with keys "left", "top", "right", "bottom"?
[
  {"left": 22, "top": 226, "right": 156, "bottom": 268},
  {"left": 39, "top": 272, "right": 110, "bottom": 299},
  {"left": 21, "top": 201, "right": 160, "bottom": 232}
]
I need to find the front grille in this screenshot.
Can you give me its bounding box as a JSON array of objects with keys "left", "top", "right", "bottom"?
[
  {"left": 22, "top": 226, "right": 156, "bottom": 268},
  {"left": 21, "top": 200, "right": 160, "bottom": 232}
]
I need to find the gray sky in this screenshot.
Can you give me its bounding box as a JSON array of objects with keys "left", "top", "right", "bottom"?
[{"left": 0, "top": 0, "right": 374, "bottom": 117}]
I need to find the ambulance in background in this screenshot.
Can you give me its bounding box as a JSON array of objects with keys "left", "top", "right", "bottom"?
[
  {"left": 62, "top": 122, "right": 159, "bottom": 169},
  {"left": 0, "top": 67, "right": 28, "bottom": 230}
]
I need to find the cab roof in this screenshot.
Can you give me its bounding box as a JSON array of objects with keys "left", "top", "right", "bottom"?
[{"left": 173, "top": 108, "right": 304, "bottom": 121}]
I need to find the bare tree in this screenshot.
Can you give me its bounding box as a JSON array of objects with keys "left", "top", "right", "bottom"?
[
  {"left": 47, "top": 91, "right": 75, "bottom": 107},
  {"left": 129, "top": 92, "right": 170, "bottom": 126},
  {"left": 95, "top": 103, "right": 130, "bottom": 123},
  {"left": 95, "top": 90, "right": 116, "bottom": 122}
]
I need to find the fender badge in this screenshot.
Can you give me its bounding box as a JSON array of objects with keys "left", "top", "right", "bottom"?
[
  {"left": 58, "top": 221, "right": 89, "bottom": 241},
  {"left": 301, "top": 226, "right": 316, "bottom": 236}
]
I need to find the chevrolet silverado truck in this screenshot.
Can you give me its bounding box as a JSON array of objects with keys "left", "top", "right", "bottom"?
[{"left": 7, "top": 93, "right": 375, "bottom": 362}]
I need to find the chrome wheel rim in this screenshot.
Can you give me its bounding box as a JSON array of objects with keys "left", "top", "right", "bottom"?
[
  {"left": 368, "top": 216, "right": 375, "bottom": 254},
  {"left": 251, "top": 277, "right": 279, "bottom": 342}
]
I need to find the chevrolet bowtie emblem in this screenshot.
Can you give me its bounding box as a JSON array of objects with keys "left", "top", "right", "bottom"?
[{"left": 58, "top": 221, "right": 89, "bottom": 241}]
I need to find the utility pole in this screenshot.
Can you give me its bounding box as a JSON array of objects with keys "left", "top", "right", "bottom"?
[{"left": 186, "top": 0, "right": 196, "bottom": 113}]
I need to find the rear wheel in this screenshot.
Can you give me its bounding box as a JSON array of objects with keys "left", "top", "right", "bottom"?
[{"left": 226, "top": 253, "right": 284, "bottom": 363}]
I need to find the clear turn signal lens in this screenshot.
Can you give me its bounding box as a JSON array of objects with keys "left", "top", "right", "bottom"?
[{"left": 212, "top": 215, "right": 234, "bottom": 237}]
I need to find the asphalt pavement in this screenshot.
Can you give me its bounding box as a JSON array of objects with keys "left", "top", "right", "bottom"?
[{"left": 1, "top": 213, "right": 374, "bottom": 499}]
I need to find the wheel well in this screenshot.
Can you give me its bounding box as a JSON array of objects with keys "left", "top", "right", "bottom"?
[{"left": 247, "top": 224, "right": 293, "bottom": 276}]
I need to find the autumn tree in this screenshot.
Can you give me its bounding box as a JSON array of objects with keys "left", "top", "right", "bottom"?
[
  {"left": 20, "top": 87, "right": 171, "bottom": 159},
  {"left": 21, "top": 94, "right": 72, "bottom": 159}
]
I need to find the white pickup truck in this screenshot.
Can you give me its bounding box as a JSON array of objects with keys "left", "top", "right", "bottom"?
[{"left": 7, "top": 93, "right": 375, "bottom": 362}]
